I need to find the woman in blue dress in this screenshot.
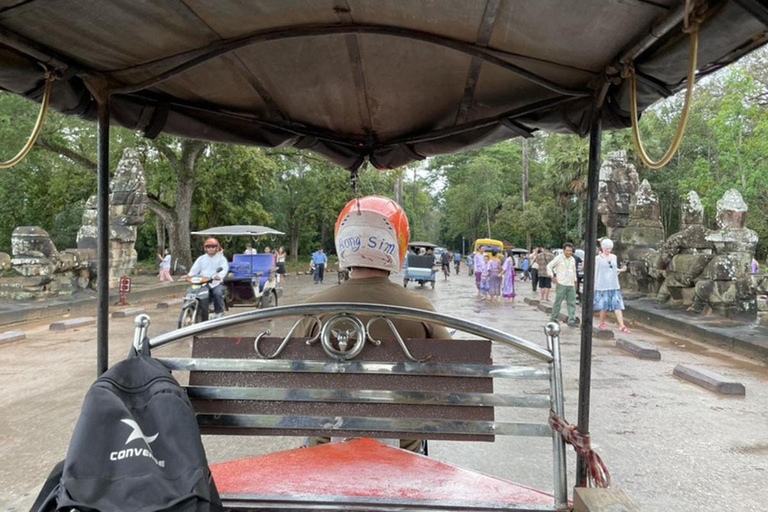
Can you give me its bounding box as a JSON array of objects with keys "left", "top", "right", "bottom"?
[{"left": 594, "top": 238, "right": 630, "bottom": 333}]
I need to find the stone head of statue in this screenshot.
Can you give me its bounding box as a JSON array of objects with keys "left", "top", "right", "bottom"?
[
  {"left": 716, "top": 189, "right": 748, "bottom": 230},
  {"left": 681, "top": 191, "right": 704, "bottom": 229}
]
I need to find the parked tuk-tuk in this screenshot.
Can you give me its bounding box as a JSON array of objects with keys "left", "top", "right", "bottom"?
[
  {"left": 3, "top": 1, "right": 765, "bottom": 510},
  {"left": 403, "top": 241, "right": 438, "bottom": 288}
]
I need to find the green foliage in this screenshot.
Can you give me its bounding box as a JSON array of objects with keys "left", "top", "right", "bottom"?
[{"left": 3, "top": 45, "right": 768, "bottom": 263}]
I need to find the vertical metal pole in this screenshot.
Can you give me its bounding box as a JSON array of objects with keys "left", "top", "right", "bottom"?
[
  {"left": 545, "top": 322, "right": 567, "bottom": 509},
  {"left": 97, "top": 98, "right": 110, "bottom": 376},
  {"left": 576, "top": 111, "right": 602, "bottom": 486}
]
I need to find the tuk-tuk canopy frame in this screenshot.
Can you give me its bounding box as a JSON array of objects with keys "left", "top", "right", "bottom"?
[{"left": 1, "top": 0, "right": 766, "bottom": 490}]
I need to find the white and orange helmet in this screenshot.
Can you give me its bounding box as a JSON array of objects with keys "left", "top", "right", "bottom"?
[{"left": 335, "top": 196, "right": 410, "bottom": 273}]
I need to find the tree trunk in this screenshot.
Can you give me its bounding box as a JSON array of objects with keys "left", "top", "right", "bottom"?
[
  {"left": 577, "top": 194, "right": 584, "bottom": 245},
  {"left": 485, "top": 204, "right": 492, "bottom": 238},
  {"left": 156, "top": 216, "right": 165, "bottom": 252},
  {"left": 522, "top": 139, "right": 529, "bottom": 204},
  {"left": 291, "top": 221, "right": 300, "bottom": 262}
]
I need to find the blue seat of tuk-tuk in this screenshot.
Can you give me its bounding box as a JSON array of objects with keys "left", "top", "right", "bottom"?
[{"left": 231, "top": 254, "right": 275, "bottom": 291}]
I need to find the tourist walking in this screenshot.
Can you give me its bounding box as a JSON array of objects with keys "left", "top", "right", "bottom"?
[
  {"left": 594, "top": 238, "right": 630, "bottom": 333},
  {"left": 520, "top": 255, "right": 530, "bottom": 281},
  {"left": 530, "top": 247, "right": 539, "bottom": 292},
  {"left": 467, "top": 252, "right": 474, "bottom": 276},
  {"left": 535, "top": 247, "right": 555, "bottom": 302},
  {"left": 474, "top": 248, "right": 486, "bottom": 297},
  {"left": 547, "top": 243, "right": 578, "bottom": 326},
  {"left": 157, "top": 249, "right": 173, "bottom": 282},
  {"left": 312, "top": 247, "right": 328, "bottom": 284},
  {"left": 479, "top": 254, "right": 491, "bottom": 300},
  {"left": 502, "top": 250, "right": 516, "bottom": 302},
  {"left": 276, "top": 246, "right": 287, "bottom": 284},
  {"left": 454, "top": 250, "right": 461, "bottom": 274},
  {"left": 487, "top": 250, "right": 502, "bottom": 302}
]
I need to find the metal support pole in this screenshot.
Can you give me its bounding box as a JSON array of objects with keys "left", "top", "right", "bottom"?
[
  {"left": 576, "top": 110, "right": 602, "bottom": 487},
  {"left": 97, "top": 98, "right": 110, "bottom": 376}
]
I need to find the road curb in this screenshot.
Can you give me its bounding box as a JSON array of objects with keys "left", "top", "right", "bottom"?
[
  {"left": 673, "top": 364, "right": 746, "bottom": 395},
  {"left": 0, "top": 283, "right": 186, "bottom": 328},
  {"left": 624, "top": 300, "right": 768, "bottom": 363}
]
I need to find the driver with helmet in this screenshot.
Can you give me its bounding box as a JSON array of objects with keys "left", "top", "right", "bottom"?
[
  {"left": 188, "top": 237, "right": 229, "bottom": 319},
  {"left": 300, "top": 195, "right": 451, "bottom": 452}
]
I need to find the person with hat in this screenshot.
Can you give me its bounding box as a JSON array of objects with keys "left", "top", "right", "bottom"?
[
  {"left": 299, "top": 195, "right": 451, "bottom": 452},
  {"left": 188, "top": 238, "right": 229, "bottom": 319}
]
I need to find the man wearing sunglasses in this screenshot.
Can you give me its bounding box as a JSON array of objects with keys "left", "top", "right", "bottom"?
[{"left": 188, "top": 238, "right": 229, "bottom": 319}]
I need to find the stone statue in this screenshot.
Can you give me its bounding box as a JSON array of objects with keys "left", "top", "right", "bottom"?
[
  {"left": 0, "top": 148, "right": 147, "bottom": 299},
  {"left": 617, "top": 179, "right": 665, "bottom": 293},
  {"left": 78, "top": 148, "right": 147, "bottom": 288},
  {"left": 598, "top": 150, "right": 640, "bottom": 241},
  {"left": 691, "top": 189, "right": 758, "bottom": 317},
  {"left": 655, "top": 191, "right": 714, "bottom": 306}
]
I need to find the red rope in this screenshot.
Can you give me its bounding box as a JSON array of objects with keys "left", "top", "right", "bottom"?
[{"left": 549, "top": 411, "right": 611, "bottom": 488}]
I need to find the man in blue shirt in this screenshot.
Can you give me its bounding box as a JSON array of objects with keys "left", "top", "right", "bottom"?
[
  {"left": 312, "top": 248, "right": 328, "bottom": 284},
  {"left": 453, "top": 251, "right": 461, "bottom": 274}
]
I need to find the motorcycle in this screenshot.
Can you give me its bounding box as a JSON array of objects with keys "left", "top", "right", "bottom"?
[{"left": 178, "top": 269, "right": 225, "bottom": 328}]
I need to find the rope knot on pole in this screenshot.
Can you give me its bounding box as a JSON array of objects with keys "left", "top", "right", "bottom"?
[{"left": 549, "top": 410, "right": 611, "bottom": 488}]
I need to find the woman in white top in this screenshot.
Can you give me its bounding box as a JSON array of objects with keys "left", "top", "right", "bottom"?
[
  {"left": 157, "top": 249, "right": 173, "bottom": 282},
  {"left": 275, "top": 246, "right": 287, "bottom": 284},
  {"left": 594, "top": 238, "right": 630, "bottom": 333}
]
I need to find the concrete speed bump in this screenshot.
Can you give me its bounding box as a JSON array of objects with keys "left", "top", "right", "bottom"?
[
  {"left": 49, "top": 317, "right": 96, "bottom": 331},
  {"left": 0, "top": 331, "right": 26, "bottom": 345},
  {"left": 156, "top": 298, "right": 185, "bottom": 310},
  {"left": 594, "top": 329, "right": 614, "bottom": 340},
  {"left": 673, "top": 365, "right": 746, "bottom": 396},
  {"left": 524, "top": 297, "right": 540, "bottom": 306},
  {"left": 616, "top": 338, "right": 661, "bottom": 360},
  {"left": 112, "top": 307, "right": 146, "bottom": 319},
  {"left": 537, "top": 303, "right": 553, "bottom": 315}
]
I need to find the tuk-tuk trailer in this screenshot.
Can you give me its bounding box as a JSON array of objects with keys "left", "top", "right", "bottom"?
[{"left": 403, "top": 241, "right": 438, "bottom": 288}]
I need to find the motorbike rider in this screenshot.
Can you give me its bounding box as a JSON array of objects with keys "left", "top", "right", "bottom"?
[
  {"left": 300, "top": 195, "right": 451, "bottom": 452},
  {"left": 188, "top": 238, "right": 229, "bottom": 319}
]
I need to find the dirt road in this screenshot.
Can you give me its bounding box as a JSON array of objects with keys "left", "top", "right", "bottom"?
[{"left": 1, "top": 272, "right": 767, "bottom": 511}]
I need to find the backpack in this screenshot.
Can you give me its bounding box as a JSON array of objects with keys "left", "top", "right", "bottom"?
[{"left": 31, "top": 344, "right": 222, "bottom": 512}]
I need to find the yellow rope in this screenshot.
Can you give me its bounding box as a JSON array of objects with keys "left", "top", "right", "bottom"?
[
  {"left": 0, "top": 72, "right": 55, "bottom": 169},
  {"left": 629, "top": 23, "right": 699, "bottom": 169}
]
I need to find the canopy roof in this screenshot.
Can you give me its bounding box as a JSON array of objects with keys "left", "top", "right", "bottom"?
[
  {"left": 0, "top": 1, "right": 766, "bottom": 170},
  {"left": 409, "top": 241, "right": 437, "bottom": 248},
  {"left": 191, "top": 225, "right": 284, "bottom": 237}
]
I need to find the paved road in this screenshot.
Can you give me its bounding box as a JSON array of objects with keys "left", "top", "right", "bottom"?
[{"left": 1, "top": 272, "right": 767, "bottom": 511}]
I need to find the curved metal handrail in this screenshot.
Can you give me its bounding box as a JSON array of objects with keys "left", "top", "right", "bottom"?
[{"left": 142, "top": 303, "right": 553, "bottom": 362}]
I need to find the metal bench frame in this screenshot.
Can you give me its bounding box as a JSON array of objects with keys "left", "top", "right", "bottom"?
[{"left": 133, "top": 303, "right": 568, "bottom": 510}]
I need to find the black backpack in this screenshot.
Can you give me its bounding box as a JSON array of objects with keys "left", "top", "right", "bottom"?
[{"left": 31, "top": 345, "right": 222, "bottom": 512}]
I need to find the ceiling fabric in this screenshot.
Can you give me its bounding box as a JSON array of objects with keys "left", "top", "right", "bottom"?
[{"left": 0, "top": 0, "right": 765, "bottom": 169}]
